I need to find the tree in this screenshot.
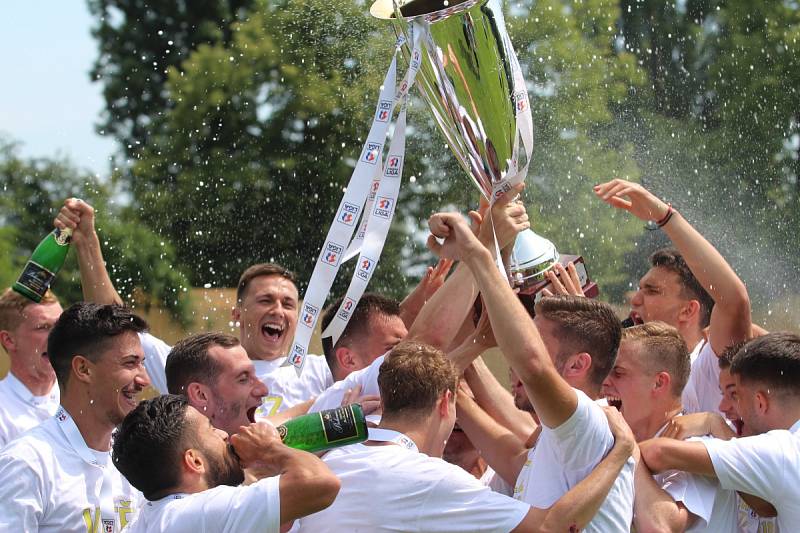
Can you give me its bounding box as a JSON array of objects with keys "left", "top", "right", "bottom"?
[{"left": 0, "top": 137, "right": 193, "bottom": 324}]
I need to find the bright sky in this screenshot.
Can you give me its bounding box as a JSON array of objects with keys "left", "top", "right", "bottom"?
[{"left": 0, "top": 2, "right": 116, "bottom": 176}]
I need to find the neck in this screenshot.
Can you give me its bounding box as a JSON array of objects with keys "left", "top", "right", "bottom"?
[
  {"left": 9, "top": 365, "right": 55, "bottom": 397},
  {"left": 678, "top": 326, "right": 704, "bottom": 351},
  {"left": 377, "top": 416, "right": 442, "bottom": 457},
  {"left": 571, "top": 378, "right": 601, "bottom": 401},
  {"left": 166, "top": 476, "right": 208, "bottom": 499},
  {"left": 771, "top": 405, "right": 800, "bottom": 432},
  {"left": 243, "top": 345, "right": 284, "bottom": 362},
  {"left": 61, "top": 391, "right": 115, "bottom": 451},
  {"left": 633, "top": 400, "right": 683, "bottom": 442}
]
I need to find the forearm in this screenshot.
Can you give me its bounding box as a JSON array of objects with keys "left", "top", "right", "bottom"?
[
  {"left": 640, "top": 438, "right": 715, "bottom": 476},
  {"left": 539, "top": 438, "right": 634, "bottom": 531},
  {"left": 464, "top": 248, "right": 575, "bottom": 428},
  {"left": 464, "top": 358, "right": 536, "bottom": 441},
  {"left": 456, "top": 393, "right": 528, "bottom": 486},
  {"left": 406, "top": 263, "right": 478, "bottom": 350},
  {"left": 632, "top": 462, "right": 687, "bottom": 533},
  {"left": 662, "top": 212, "right": 750, "bottom": 349},
  {"left": 275, "top": 448, "right": 340, "bottom": 522},
  {"left": 75, "top": 232, "right": 123, "bottom": 305}
]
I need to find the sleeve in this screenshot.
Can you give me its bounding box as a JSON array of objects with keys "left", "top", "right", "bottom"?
[
  {"left": 195, "top": 475, "right": 281, "bottom": 533},
  {"left": 309, "top": 355, "right": 385, "bottom": 414},
  {"left": 658, "top": 469, "right": 717, "bottom": 528},
  {"left": 139, "top": 332, "right": 172, "bottom": 394},
  {"left": 703, "top": 433, "right": 786, "bottom": 503},
  {"left": 0, "top": 454, "right": 45, "bottom": 532},
  {"left": 417, "top": 466, "right": 529, "bottom": 532},
  {"left": 550, "top": 390, "right": 614, "bottom": 470},
  {"left": 687, "top": 342, "right": 722, "bottom": 414}
]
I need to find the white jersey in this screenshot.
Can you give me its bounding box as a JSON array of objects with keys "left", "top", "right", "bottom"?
[
  {"left": 295, "top": 439, "right": 529, "bottom": 532},
  {"left": 127, "top": 476, "right": 280, "bottom": 533},
  {"left": 253, "top": 355, "right": 333, "bottom": 416},
  {"left": 0, "top": 408, "right": 141, "bottom": 532},
  {"left": 682, "top": 340, "right": 724, "bottom": 415},
  {"left": 0, "top": 371, "right": 59, "bottom": 448},
  {"left": 309, "top": 354, "right": 385, "bottom": 414},
  {"left": 513, "top": 389, "right": 635, "bottom": 532},
  {"left": 704, "top": 420, "right": 800, "bottom": 532},
  {"left": 653, "top": 437, "right": 738, "bottom": 532},
  {"left": 138, "top": 332, "right": 333, "bottom": 414}
]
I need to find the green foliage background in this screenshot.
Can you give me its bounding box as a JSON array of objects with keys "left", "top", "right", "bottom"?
[{"left": 3, "top": 0, "right": 799, "bottom": 319}]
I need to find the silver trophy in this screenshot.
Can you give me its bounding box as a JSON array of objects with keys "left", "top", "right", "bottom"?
[{"left": 370, "top": 0, "right": 577, "bottom": 294}]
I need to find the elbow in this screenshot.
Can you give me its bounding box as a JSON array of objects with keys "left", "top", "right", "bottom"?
[{"left": 313, "top": 472, "right": 341, "bottom": 511}]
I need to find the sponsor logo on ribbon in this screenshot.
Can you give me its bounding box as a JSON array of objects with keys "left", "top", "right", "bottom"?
[
  {"left": 363, "top": 143, "right": 382, "bottom": 165},
  {"left": 515, "top": 90, "right": 528, "bottom": 112},
  {"left": 301, "top": 302, "right": 319, "bottom": 328},
  {"left": 337, "top": 297, "right": 356, "bottom": 320},
  {"left": 356, "top": 257, "right": 376, "bottom": 281},
  {"left": 376, "top": 100, "right": 392, "bottom": 122},
  {"left": 290, "top": 344, "right": 306, "bottom": 368},
  {"left": 338, "top": 202, "right": 359, "bottom": 226},
  {"left": 374, "top": 197, "right": 394, "bottom": 219},
  {"left": 322, "top": 242, "right": 344, "bottom": 267},
  {"left": 385, "top": 155, "right": 403, "bottom": 177}
]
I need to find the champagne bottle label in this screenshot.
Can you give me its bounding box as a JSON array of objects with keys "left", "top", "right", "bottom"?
[
  {"left": 16, "top": 261, "right": 55, "bottom": 300},
  {"left": 320, "top": 405, "right": 359, "bottom": 444}
]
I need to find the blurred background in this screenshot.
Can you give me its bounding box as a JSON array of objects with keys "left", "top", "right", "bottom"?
[{"left": 2, "top": 0, "right": 799, "bottom": 380}]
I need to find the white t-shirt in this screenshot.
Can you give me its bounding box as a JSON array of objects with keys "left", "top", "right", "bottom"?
[
  {"left": 653, "top": 437, "right": 738, "bottom": 532},
  {"left": 0, "top": 372, "right": 59, "bottom": 448},
  {"left": 253, "top": 355, "right": 333, "bottom": 416},
  {"left": 682, "top": 340, "right": 723, "bottom": 415},
  {"left": 295, "top": 441, "right": 529, "bottom": 532},
  {"left": 513, "top": 389, "right": 635, "bottom": 532},
  {"left": 309, "top": 354, "right": 385, "bottom": 414},
  {"left": 704, "top": 419, "right": 800, "bottom": 532},
  {"left": 0, "top": 413, "right": 141, "bottom": 532},
  {"left": 138, "top": 332, "right": 333, "bottom": 414},
  {"left": 127, "top": 476, "right": 280, "bottom": 533},
  {"left": 480, "top": 465, "right": 514, "bottom": 497}
]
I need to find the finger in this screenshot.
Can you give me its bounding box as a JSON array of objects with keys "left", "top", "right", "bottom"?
[
  {"left": 426, "top": 235, "right": 445, "bottom": 256},
  {"left": 428, "top": 215, "right": 453, "bottom": 238},
  {"left": 606, "top": 196, "right": 633, "bottom": 210},
  {"left": 601, "top": 181, "right": 629, "bottom": 201},
  {"left": 545, "top": 269, "right": 567, "bottom": 295},
  {"left": 566, "top": 262, "right": 584, "bottom": 295},
  {"left": 54, "top": 213, "right": 78, "bottom": 230},
  {"left": 57, "top": 208, "right": 81, "bottom": 226},
  {"left": 504, "top": 203, "right": 526, "bottom": 218},
  {"left": 556, "top": 264, "right": 577, "bottom": 294},
  {"left": 541, "top": 287, "right": 553, "bottom": 297}
]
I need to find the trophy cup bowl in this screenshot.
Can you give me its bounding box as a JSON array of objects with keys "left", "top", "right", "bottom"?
[{"left": 371, "top": 0, "right": 597, "bottom": 300}]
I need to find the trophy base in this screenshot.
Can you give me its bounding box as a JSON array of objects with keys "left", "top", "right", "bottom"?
[{"left": 515, "top": 254, "right": 599, "bottom": 316}]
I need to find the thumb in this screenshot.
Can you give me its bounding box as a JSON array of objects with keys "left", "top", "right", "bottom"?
[{"left": 494, "top": 182, "right": 525, "bottom": 208}]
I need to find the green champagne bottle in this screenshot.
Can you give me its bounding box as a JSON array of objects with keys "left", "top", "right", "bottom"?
[
  {"left": 277, "top": 404, "right": 368, "bottom": 453},
  {"left": 12, "top": 228, "right": 72, "bottom": 303}
]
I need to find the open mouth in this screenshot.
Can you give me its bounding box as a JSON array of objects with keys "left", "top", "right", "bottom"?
[
  {"left": 120, "top": 387, "right": 141, "bottom": 408},
  {"left": 629, "top": 312, "right": 643, "bottom": 325},
  {"left": 261, "top": 322, "right": 285, "bottom": 343},
  {"left": 606, "top": 395, "right": 622, "bottom": 410},
  {"left": 247, "top": 406, "right": 257, "bottom": 424}
]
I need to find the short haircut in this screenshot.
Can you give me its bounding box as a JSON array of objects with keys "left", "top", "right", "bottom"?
[
  {"left": 718, "top": 340, "right": 747, "bottom": 371},
  {"left": 47, "top": 303, "right": 148, "bottom": 389},
  {"left": 378, "top": 341, "right": 458, "bottom": 417},
  {"left": 320, "top": 293, "right": 401, "bottom": 368},
  {"left": 534, "top": 295, "right": 622, "bottom": 387},
  {"left": 649, "top": 248, "right": 715, "bottom": 328},
  {"left": 166, "top": 332, "right": 240, "bottom": 394},
  {"left": 236, "top": 263, "right": 297, "bottom": 304},
  {"left": 0, "top": 288, "right": 59, "bottom": 337},
  {"left": 731, "top": 332, "right": 800, "bottom": 397},
  {"left": 113, "top": 394, "right": 191, "bottom": 501},
  {"left": 622, "top": 322, "right": 690, "bottom": 396}
]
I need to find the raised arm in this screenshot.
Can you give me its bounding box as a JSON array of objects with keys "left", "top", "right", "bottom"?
[
  {"left": 514, "top": 407, "right": 636, "bottom": 533},
  {"left": 54, "top": 198, "right": 123, "bottom": 305},
  {"left": 407, "top": 184, "right": 529, "bottom": 350},
  {"left": 463, "top": 358, "right": 537, "bottom": 442},
  {"left": 595, "top": 179, "right": 751, "bottom": 354},
  {"left": 398, "top": 259, "right": 453, "bottom": 328},
  {"left": 455, "top": 384, "right": 531, "bottom": 486},
  {"left": 428, "top": 211, "right": 577, "bottom": 429},
  {"left": 231, "top": 421, "right": 340, "bottom": 523}
]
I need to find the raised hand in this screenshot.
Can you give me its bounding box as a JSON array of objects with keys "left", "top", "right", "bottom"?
[
  {"left": 53, "top": 198, "right": 96, "bottom": 245},
  {"left": 476, "top": 183, "right": 530, "bottom": 249},
  {"left": 427, "top": 212, "right": 487, "bottom": 262},
  {"left": 593, "top": 179, "right": 670, "bottom": 223},
  {"left": 543, "top": 262, "right": 585, "bottom": 297},
  {"left": 341, "top": 384, "right": 381, "bottom": 417}
]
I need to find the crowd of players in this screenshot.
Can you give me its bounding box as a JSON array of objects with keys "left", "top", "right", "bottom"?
[{"left": 0, "top": 179, "right": 797, "bottom": 532}]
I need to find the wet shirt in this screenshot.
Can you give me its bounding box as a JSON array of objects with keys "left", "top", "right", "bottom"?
[{"left": 0, "top": 371, "right": 59, "bottom": 448}]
